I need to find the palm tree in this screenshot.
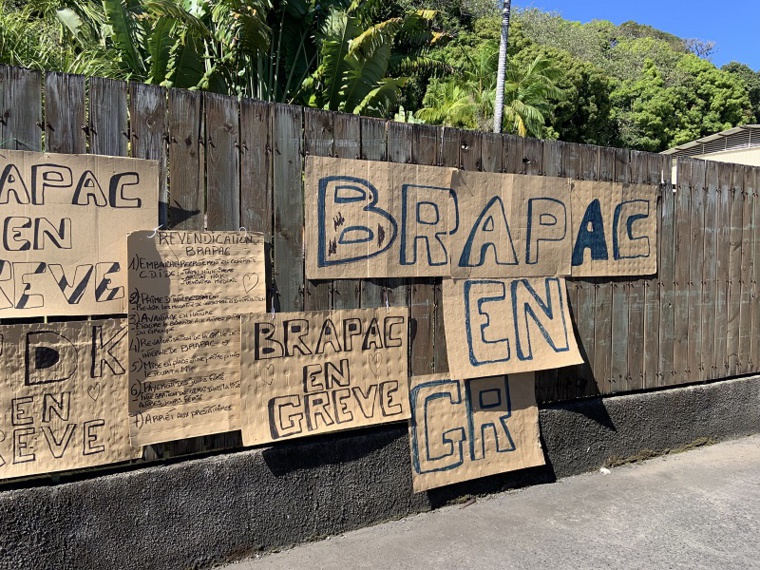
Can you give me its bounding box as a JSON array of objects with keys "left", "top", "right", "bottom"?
[
  {"left": 419, "top": 42, "right": 564, "bottom": 138},
  {"left": 417, "top": 42, "right": 497, "bottom": 130},
  {"left": 493, "top": 0, "right": 511, "bottom": 133},
  {"left": 501, "top": 54, "right": 564, "bottom": 136}
]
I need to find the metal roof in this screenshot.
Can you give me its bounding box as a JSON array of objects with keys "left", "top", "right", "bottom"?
[{"left": 662, "top": 124, "right": 760, "bottom": 157}]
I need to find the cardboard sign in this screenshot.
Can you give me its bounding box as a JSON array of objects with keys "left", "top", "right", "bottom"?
[
  {"left": 408, "top": 372, "right": 544, "bottom": 492},
  {"left": 305, "top": 157, "right": 456, "bottom": 278},
  {"left": 0, "top": 319, "right": 138, "bottom": 479},
  {"left": 240, "top": 308, "right": 410, "bottom": 446},
  {"left": 569, "top": 178, "right": 657, "bottom": 276},
  {"left": 443, "top": 277, "right": 583, "bottom": 379},
  {"left": 127, "top": 231, "right": 266, "bottom": 446},
  {"left": 0, "top": 150, "right": 158, "bottom": 318},
  {"left": 304, "top": 156, "right": 658, "bottom": 278},
  {"left": 451, "top": 170, "right": 571, "bottom": 278}
]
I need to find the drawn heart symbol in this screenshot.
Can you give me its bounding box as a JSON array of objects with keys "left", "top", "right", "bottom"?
[
  {"left": 369, "top": 353, "right": 383, "bottom": 378},
  {"left": 261, "top": 364, "right": 274, "bottom": 385},
  {"left": 243, "top": 273, "right": 260, "bottom": 295},
  {"left": 87, "top": 383, "right": 102, "bottom": 402}
]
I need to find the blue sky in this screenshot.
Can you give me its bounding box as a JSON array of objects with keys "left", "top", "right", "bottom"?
[{"left": 513, "top": 1, "right": 760, "bottom": 70}]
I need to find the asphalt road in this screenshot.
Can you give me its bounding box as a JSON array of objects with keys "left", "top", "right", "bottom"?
[{"left": 222, "top": 434, "right": 760, "bottom": 570}]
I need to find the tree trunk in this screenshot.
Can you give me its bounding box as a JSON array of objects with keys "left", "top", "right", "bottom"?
[{"left": 493, "top": 0, "right": 511, "bottom": 133}]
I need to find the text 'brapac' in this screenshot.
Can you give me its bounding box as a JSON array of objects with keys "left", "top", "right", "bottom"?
[{"left": 305, "top": 156, "right": 658, "bottom": 279}]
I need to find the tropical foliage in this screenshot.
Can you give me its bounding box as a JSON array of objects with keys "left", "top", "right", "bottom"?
[
  {"left": 0, "top": 0, "right": 758, "bottom": 151},
  {"left": 418, "top": 40, "right": 563, "bottom": 137},
  {"left": 0, "top": 0, "right": 444, "bottom": 116}
]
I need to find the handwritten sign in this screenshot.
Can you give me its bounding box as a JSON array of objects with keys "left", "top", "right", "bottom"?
[
  {"left": 0, "top": 150, "right": 158, "bottom": 317},
  {"left": 305, "top": 156, "right": 657, "bottom": 278},
  {"left": 443, "top": 277, "right": 583, "bottom": 379},
  {"left": 127, "top": 231, "right": 266, "bottom": 446},
  {"left": 408, "top": 373, "right": 544, "bottom": 492},
  {"left": 0, "top": 319, "right": 139, "bottom": 479},
  {"left": 450, "top": 169, "right": 570, "bottom": 278},
  {"left": 305, "top": 158, "right": 455, "bottom": 278},
  {"left": 568, "top": 178, "right": 656, "bottom": 277},
  {"left": 240, "top": 308, "right": 410, "bottom": 446}
]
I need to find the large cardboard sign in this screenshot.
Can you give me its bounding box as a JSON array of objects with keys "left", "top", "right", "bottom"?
[
  {"left": 127, "top": 231, "right": 266, "bottom": 446},
  {"left": 305, "top": 157, "right": 455, "bottom": 278},
  {"left": 451, "top": 170, "right": 571, "bottom": 278},
  {"left": 443, "top": 277, "right": 583, "bottom": 379},
  {"left": 0, "top": 150, "right": 158, "bottom": 318},
  {"left": 305, "top": 156, "right": 657, "bottom": 278},
  {"left": 408, "top": 372, "right": 544, "bottom": 492},
  {"left": 240, "top": 308, "right": 410, "bottom": 446},
  {"left": 568, "top": 178, "right": 657, "bottom": 276},
  {"left": 0, "top": 319, "right": 138, "bottom": 479}
]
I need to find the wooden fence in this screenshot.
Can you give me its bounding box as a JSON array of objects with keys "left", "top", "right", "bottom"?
[{"left": 0, "top": 64, "right": 757, "bottom": 461}]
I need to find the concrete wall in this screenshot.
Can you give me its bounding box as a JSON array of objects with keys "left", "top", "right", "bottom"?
[{"left": 1, "top": 376, "right": 759, "bottom": 570}]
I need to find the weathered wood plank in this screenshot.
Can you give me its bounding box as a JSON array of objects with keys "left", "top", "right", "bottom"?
[
  {"left": 167, "top": 91, "right": 241, "bottom": 460},
  {"left": 672, "top": 159, "right": 693, "bottom": 384},
  {"left": 726, "top": 167, "right": 745, "bottom": 375},
  {"left": 643, "top": 153, "right": 665, "bottom": 388},
  {"left": 700, "top": 161, "right": 719, "bottom": 381},
  {"left": 409, "top": 124, "right": 440, "bottom": 377},
  {"left": 712, "top": 163, "right": 732, "bottom": 378},
  {"left": 609, "top": 148, "right": 631, "bottom": 393},
  {"left": 205, "top": 93, "right": 240, "bottom": 231},
  {"left": 272, "top": 103, "right": 304, "bottom": 312},
  {"left": 0, "top": 66, "right": 42, "bottom": 151},
  {"left": 385, "top": 121, "right": 413, "bottom": 308},
  {"left": 459, "top": 129, "right": 482, "bottom": 171},
  {"left": 434, "top": 127, "right": 460, "bottom": 374},
  {"left": 541, "top": 139, "right": 563, "bottom": 179},
  {"left": 168, "top": 89, "right": 204, "bottom": 230},
  {"left": 525, "top": 137, "right": 552, "bottom": 396},
  {"left": 593, "top": 147, "right": 615, "bottom": 393},
  {"left": 481, "top": 132, "right": 503, "bottom": 173},
  {"left": 502, "top": 133, "right": 524, "bottom": 174},
  {"left": 331, "top": 112, "right": 362, "bottom": 311},
  {"left": 536, "top": 139, "right": 562, "bottom": 402},
  {"left": 749, "top": 166, "right": 760, "bottom": 372},
  {"left": 521, "top": 137, "right": 543, "bottom": 175},
  {"left": 358, "top": 117, "right": 387, "bottom": 309},
  {"left": 561, "top": 138, "right": 581, "bottom": 179},
  {"left": 240, "top": 99, "right": 273, "bottom": 312},
  {"left": 45, "top": 71, "right": 86, "bottom": 154},
  {"left": 574, "top": 144, "right": 600, "bottom": 397},
  {"left": 685, "top": 158, "right": 706, "bottom": 382},
  {"left": 89, "top": 77, "right": 128, "bottom": 156},
  {"left": 657, "top": 158, "right": 677, "bottom": 387},
  {"left": 129, "top": 82, "right": 167, "bottom": 227},
  {"left": 0, "top": 66, "right": 7, "bottom": 149},
  {"left": 302, "top": 108, "right": 334, "bottom": 312},
  {"left": 135, "top": 87, "right": 205, "bottom": 462},
  {"left": 558, "top": 140, "right": 587, "bottom": 400},
  {"left": 625, "top": 150, "right": 648, "bottom": 391},
  {"left": 738, "top": 165, "right": 754, "bottom": 374}
]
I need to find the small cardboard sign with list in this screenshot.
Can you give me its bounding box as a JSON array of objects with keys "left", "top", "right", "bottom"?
[{"left": 127, "top": 230, "right": 266, "bottom": 446}]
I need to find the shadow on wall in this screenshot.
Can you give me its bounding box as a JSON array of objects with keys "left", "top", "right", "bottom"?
[{"left": 162, "top": 200, "right": 201, "bottom": 228}]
